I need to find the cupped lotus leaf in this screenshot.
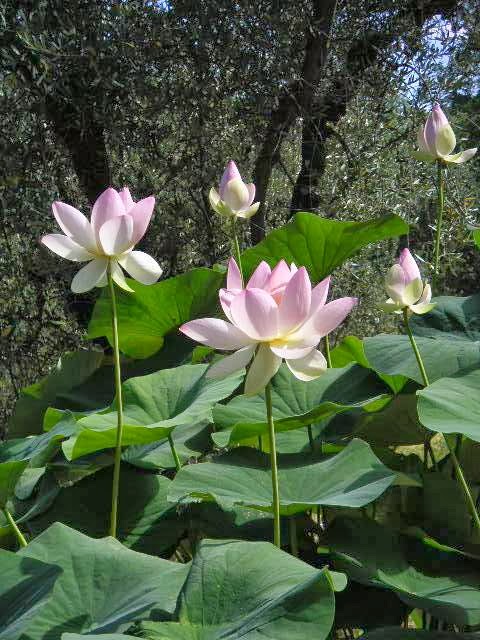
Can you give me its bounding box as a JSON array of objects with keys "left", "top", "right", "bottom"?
[
  {"left": 139, "top": 537, "right": 335, "bottom": 640},
  {"left": 212, "top": 364, "right": 389, "bottom": 448},
  {"left": 62, "top": 364, "right": 243, "bottom": 460},
  {"left": 17, "top": 522, "right": 188, "bottom": 639},
  {"left": 87, "top": 268, "right": 225, "bottom": 358},
  {"left": 417, "top": 368, "right": 480, "bottom": 442},
  {"left": 410, "top": 293, "right": 480, "bottom": 342},
  {"left": 168, "top": 439, "right": 395, "bottom": 516},
  {"left": 0, "top": 550, "right": 62, "bottom": 640},
  {"left": 328, "top": 516, "right": 480, "bottom": 626},
  {"left": 241, "top": 211, "right": 408, "bottom": 282},
  {"left": 25, "top": 465, "right": 183, "bottom": 555},
  {"left": 0, "top": 460, "right": 29, "bottom": 508},
  {"left": 364, "top": 334, "right": 480, "bottom": 385}
]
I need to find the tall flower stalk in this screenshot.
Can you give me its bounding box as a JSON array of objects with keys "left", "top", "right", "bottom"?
[
  {"left": 265, "top": 383, "right": 281, "bottom": 547},
  {"left": 41, "top": 186, "right": 162, "bottom": 538},
  {"left": 3, "top": 507, "right": 27, "bottom": 548},
  {"left": 402, "top": 309, "right": 480, "bottom": 535}
]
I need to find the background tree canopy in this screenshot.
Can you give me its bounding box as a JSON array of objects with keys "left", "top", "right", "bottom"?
[{"left": 0, "top": 0, "right": 479, "bottom": 427}]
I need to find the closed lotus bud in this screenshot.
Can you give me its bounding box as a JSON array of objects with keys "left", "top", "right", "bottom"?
[
  {"left": 380, "top": 249, "right": 435, "bottom": 316},
  {"left": 414, "top": 103, "right": 477, "bottom": 165},
  {"left": 209, "top": 160, "right": 260, "bottom": 220}
]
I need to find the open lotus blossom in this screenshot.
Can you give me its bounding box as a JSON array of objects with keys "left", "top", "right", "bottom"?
[
  {"left": 180, "top": 258, "right": 358, "bottom": 395},
  {"left": 380, "top": 249, "right": 435, "bottom": 316},
  {"left": 414, "top": 103, "right": 477, "bottom": 164},
  {"left": 209, "top": 160, "right": 260, "bottom": 220},
  {"left": 41, "top": 187, "right": 162, "bottom": 293}
]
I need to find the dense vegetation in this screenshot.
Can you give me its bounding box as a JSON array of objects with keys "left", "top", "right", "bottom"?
[{"left": 1, "top": 2, "right": 480, "bottom": 639}]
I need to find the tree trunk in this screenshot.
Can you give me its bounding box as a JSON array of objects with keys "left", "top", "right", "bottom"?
[
  {"left": 290, "top": 0, "right": 459, "bottom": 217},
  {"left": 250, "top": 0, "right": 338, "bottom": 243}
]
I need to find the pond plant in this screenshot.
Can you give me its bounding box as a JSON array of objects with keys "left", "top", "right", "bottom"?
[{"left": 1, "top": 108, "right": 480, "bottom": 640}]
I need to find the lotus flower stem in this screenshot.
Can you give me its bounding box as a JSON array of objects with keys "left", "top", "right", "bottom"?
[
  {"left": 168, "top": 433, "right": 181, "bottom": 471},
  {"left": 108, "top": 266, "right": 125, "bottom": 538},
  {"left": 231, "top": 218, "right": 244, "bottom": 287},
  {"left": 325, "top": 335, "right": 332, "bottom": 368},
  {"left": 433, "top": 161, "right": 445, "bottom": 286},
  {"left": 265, "top": 383, "right": 281, "bottom": 547},
  {"left": 403, "top": 309, "right": 480, "bottom": 535},
  {"left": 307, "top": 425, "right": 315, "bottom": 451},
  {"left": 3, "top": 507, "right": 27, "bottom": 547}
]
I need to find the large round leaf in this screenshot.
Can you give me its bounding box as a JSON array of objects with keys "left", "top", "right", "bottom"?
[
  {"left": 17, "top": 522, "right": 188, "bottom": 639},
  {"left": 139, "top": 538, "right": 335, "bottom": 640},
  {"left": 241, "top": 211, "right": 408, "bottom": 281},
  {"left": 63, "top": 364, "right": 243, "bottom": 460},
  {"left": 0, "top": 550, "right": 61, "bottom": 640},
  {"left": 417, "top": 368, "right": 480, "bottom": 442},
  {"left": 410, "top": 293, "right": 480, "bottom": 342},
  {"left": 87, "top": 268, "right": 225, "bottom": 358},
  {"left": 328, "top": 516, "right": 480, "bottom": 626},
  {"left": 0, "top": 460, "right": 29, "bottom": 508},
  {"left": 168, "top": 439, "right": 395, "bottom": 516},
  {"left": 364, "top": 334, "right": 480, "bottom": 385},
  {"left": 212, "top": 364, "right": 389, "bottom": 447},
  {"left": 25, "top": 465, "right": 183, "bottom": 555}
]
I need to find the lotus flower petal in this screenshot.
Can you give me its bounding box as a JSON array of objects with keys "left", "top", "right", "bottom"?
[
  {"left": 207, "top": 345, "right": 255, "bottom": 379},
  {"left": 71, "top": 257, "right": 109, "bottom": 293},
  {"left": 99, "top": 215, "right": 134, "bottom": 256},
  {"left": 219, "top": 161, "right": 242, "bottom": 199},
  {"left": 180, "top": 318, "right": 253, "bottom": 350},
  {"left": 118, "top": 250, "right": 162, "bottom": 285},
  {"left": 129, "top": 196, "right": 155, "bottom": 244},
  {"left": 118, "top": 187, "right": 135, "bottom": 212},
  {"left": 41, "top": 234, "right": 92, "bottom": 262},
  {"left": 227, "top": 257, "right": 243, "bottom": 290},
  {"left": 52, "top": 202, "right": 97, "bottom": 253},
  {"left": 278, "top": 267, "right": 312, "bottom": 334},
  {"left": 230, "top": 288, "right": 279, "bottom": 341},
  {"left": 385, "top": 264, "right": 407, "bottom": 303},
  {"left": 110, "top": 259, "right": 134, "bottom": 293},
  {"left": 91, "top": 188, "right": 126, "bottom": 240},
  {"left": 247, "top": 261, "right": 271, "bottom": 290},
  {"left": 313, "top": 297, "right": 358, "bottom": 338},
  {"left": 244, "top": 344, "right": 281, "bottom": 396},
  {"left": 398, "top": 248, "right": 421, "bottom": 284},
  {"left": 286, "top": 349, "right": 327, "bottom": 381},
  {"left": 222, "top": 178, "right": 251, "bottom": 212},
  {"left": 444, "top": 148, "right": 477, "bottom": 164}
]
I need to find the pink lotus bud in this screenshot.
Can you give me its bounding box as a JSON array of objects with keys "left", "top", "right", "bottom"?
[
  {"left": 415, "top": 103, "right": 477, "bottom": 164},
  {"left": 209, "top": 161, "right": 260, "bottom": 220},
  {"left": 380, "top": 249, "right": 435, "bottom": 316}
]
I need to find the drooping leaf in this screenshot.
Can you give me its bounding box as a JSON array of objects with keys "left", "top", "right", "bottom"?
[
  {"left": 62, "top": 364, "right": 243, "bottom": 460},
  {"left": 8, "top": 350, "right": 104, "bottom": 438},
  {"left": 0, "top": 550, "right": 62, "bottom": 640},
  {"left": 17, "top": 522, "right": 189, "bottom": 639},
  {"left": 168, "top": 439, "right": 395, "bottom": 516},
  {"left": 25, "top": 465, "right": 183, "bottom": 555},
  {"left": 212, "top": 364, "right": 389, "bottom": 447},
  {"left": 87, "top": 268, "right": 225, "bottom": 358},
  {"left": 410, "top": 293, "right": 480, "bottom": 342},
  {"left": 417, "top": 367, "right": 480, "bottom": 442},
  {"left": 242, "top": 212, "right": 408, "bottom": 281},
  {"left": 364, "top": 334, "right": 480, "bottom": 385},
  {"left": 140, "top": 538, "right": 335, "bottom": 640},
  {"left": 122, "top": 421, "right": 211, "bottom": 470},
  {"left": 328, "top": 516, "right": 480, "bottom": 626},
  {"left": 0, "top": 460, "right": 29, "bottom": 508}
]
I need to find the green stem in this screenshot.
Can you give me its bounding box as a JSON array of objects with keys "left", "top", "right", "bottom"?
[
  {"left": 258, "top": 436, "right": 263, "bottom": 452},
  {"left": 325, "top": 334, "right": 332, "bottom": 368},
  {"left": 231, "top": 218, "right": 244, "bottom": 287},
  {"left": 3, "top": 507, "right": 27, "bottom": 547},
  {"left": 403, "top": 309, "right": 480, "bottom": 535},
  {"left": 289, "top": 516, "right": 298, "bottom": 557},
  {"left": 108, "top": 268, "right": 124, "bottom": 539},
  {"left": 307, "top": 425, "right": 315, "bottom": 451},
  {"left": 168, "top": 433, "right": 181, "bottom": 471},
  {"left": 433, "top": 160, "right": 445, "bottom": 286},
  {"left": 265, "top": 383, "right": 281, "bottom": 547}
]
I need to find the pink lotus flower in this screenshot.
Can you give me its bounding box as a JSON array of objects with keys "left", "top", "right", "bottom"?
[
  {"left": 380, "top": 249, "right": 435, "bottom": 316},
  {"left": 209, "top": 160, "right": 260, "bottom": 220},
  {"left": 415, "top": 103, "right": 477, "bottom": 164},
  {"left": 41, "top": 187, "right": 162, "bottom": 293},
  {"left": 180, "top": 258, "right": 357, "bottom": 395}
]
